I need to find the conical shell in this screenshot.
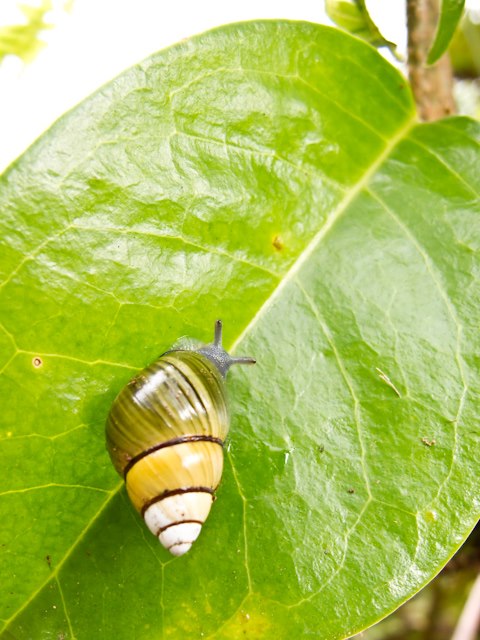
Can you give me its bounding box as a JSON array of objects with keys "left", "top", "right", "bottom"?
[{"left": 106, "top": 350, "right": 230, "bottom": 555}]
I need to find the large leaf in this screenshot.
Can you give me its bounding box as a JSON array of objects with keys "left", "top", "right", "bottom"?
[
  {"left": 427, "top": 0, "right": 465, "bottom": 64},
  {"left": 1, "top": 20, "right": 479, "bottom": 640}
]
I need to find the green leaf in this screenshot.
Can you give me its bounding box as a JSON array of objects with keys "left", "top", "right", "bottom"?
[
  {"left": 325, "top": 0, "right": 396, "bottom": 50},
  {"left": 427, "top": 0, "right": 465, "bottom": 64},
  {"left": 449, "top": 12, "right": 480, "bottom": 78},
  {"left": 0, "top": 20, "right": 479, "bottom": 640}
]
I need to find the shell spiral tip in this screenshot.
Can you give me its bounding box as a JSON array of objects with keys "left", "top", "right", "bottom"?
[
  {"left": 168, "top": 541, "right": 193, "bottom": 556},
  {"left": 158, "top": 521, "right": 203, "bottom": 556}
]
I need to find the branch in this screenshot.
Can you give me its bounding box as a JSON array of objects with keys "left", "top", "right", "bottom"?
[{"left": 407, "top": 0, "right": 456, "bottom": 120}]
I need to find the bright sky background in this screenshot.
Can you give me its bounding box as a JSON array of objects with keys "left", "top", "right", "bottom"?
[{"left": 0, "top": 0, "right": 475, "bottom": 172}]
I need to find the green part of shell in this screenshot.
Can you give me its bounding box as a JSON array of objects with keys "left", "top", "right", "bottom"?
[{"left": 106, "top": 350, "right": 229, "bottom": 476}]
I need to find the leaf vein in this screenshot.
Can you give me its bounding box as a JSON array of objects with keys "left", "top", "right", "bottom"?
[
  {"left": 407, "top": 135, "right": 479, "bottom": 198},
  {"left": 227, "top": 449, "right": 252, "bottom": 593},
  {"left": 295, "top": 278, "right": 371, "bottom": 497},
  {"left": 288, "top": 498, "right": 372, "bottom": 609},
  {"left": 366, "top": 187, "right": 466, "bottom": 506},
  {"left": 72, "top": 223, "right": 280, "bottom": 279},
  {"left": 55, "top": 573, "right": 76, "bottom": 640},
  {"left": 170, "top": 129, "right": 338, "bottom": 188},
  {"left": 0, "top": 223, "right": 74, "bottom": 292},
  {"left": 239, "top": 65, "right": 391, "bottom": 142},
  {"left": 17, "top": 349, "right": 138, "bottom": 371},
  {"left": 0, "top": 483, "right": 111, "bottom": 497},
  {"left": 0, "top": 482, "right": 123, "bottom": 634}
]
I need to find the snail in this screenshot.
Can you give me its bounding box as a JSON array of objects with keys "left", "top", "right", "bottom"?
[{"left": 106, "top": 320, "right": 255, "bottom": 556}]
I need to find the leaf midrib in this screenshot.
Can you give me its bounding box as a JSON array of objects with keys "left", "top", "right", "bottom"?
[{"left": 230, "top": 115, "right": 416, "bottom": 354}]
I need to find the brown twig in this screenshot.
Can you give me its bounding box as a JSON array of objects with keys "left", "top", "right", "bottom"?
[{"left": 406, "top": 0, "right": 456, "bottom": 120}]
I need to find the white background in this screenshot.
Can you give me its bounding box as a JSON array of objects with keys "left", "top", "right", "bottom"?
[{"left": 0, "top": 0, "right": 467, "bottom": 172}]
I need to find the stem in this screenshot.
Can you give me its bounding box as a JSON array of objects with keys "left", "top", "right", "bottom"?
[
  {"left": 451, "top": 572, "right": 480, "bottom": 640},
  {"left": 406, "top": 0, "right": 456, "bottom": 121}
]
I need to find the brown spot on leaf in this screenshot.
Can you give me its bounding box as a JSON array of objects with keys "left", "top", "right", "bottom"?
[
  {"left": 272, "top": 235, "right": 284, "bottom": 251},
  {"left": 33, "top": 357, "right": 43, "bottom": 368}
]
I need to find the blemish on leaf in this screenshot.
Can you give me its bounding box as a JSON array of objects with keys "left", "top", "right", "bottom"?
[
  {"left": 32, "top": 356, "right": 43, "bottom": 368},
  {"left": 376, "top": 367, "right": 401, "bottom": 397},
  {"left": 421, "top": 437, "right": 436, "bottom": 447},
  {"left": 425, "top": 510, "right": 438, "bottom": 522},
  {"left": 218, "top": 605, "right": 271, "bottom": 638},
  {"left": 347, "top": 488, "right": 355, "bottom": 494},
  {"left": 272, "top": 234, "right": 284, "bottom": 251},
  {"left": 45, "top": 554, "right": 51, "bottom": 568}
]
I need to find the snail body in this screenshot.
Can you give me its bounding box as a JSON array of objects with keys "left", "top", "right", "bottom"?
[{"left": 106, "top": 321, "right": 255, "bottom": 556}]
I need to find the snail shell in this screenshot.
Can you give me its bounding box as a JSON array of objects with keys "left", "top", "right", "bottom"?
[{"left": 106, "top": 320, "right": 255, "bottom": 556}]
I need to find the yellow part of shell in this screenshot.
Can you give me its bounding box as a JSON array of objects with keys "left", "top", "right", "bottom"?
[{"left": 126, "top": 440, "right": 224, "bottom": 513}]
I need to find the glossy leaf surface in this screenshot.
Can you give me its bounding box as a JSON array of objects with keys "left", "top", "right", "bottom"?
[
  {"left": 427, "top": 0, "right": 465, "bottom": 64},
  {"left": 0, "top": 20, "right": 479, "bottom": 640}
]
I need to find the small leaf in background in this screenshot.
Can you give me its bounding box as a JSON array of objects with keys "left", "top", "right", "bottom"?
[
  {"left": 0, "top": 0, "right": 52, "bottom": 64},
  {"left": 0, "top": 19, "right": 479, "bottom": 640},
  {"left": 449, "top": 10, "right": 480, "bottom": 77},
  {"left": 325, "top": 0, "right": 398, "bottom": 53},
  {"left": 0, "top": 0, "right": 73, "bottom": 65},
  {"left": 449, "top": 10, "right": 480, "bottom": 120},
  {"left": 427, "top": 0, "right": 466, "bottom": 64}
]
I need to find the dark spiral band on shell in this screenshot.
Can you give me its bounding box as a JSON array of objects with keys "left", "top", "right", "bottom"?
[
  {"left": 141, "top": 486, "right": 216, "bottom": 516},
  {"left": 123, "top": 434, "right": 224, "bottom": 478},
  {"left": 155, "top": 519, "right": 204, "bottom": 537}
]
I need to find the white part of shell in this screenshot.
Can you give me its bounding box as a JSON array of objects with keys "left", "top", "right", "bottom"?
[
  {"left": 144, "top": 492, "right": 213, "bottom": 534},
  {"left": 169, "top": 542, "right": 193, "bottom": 556},
  {"left": 143, "top": 492, "right": 214, "bottom": 555},
  {"left": 159, "top": 522, "right": 202, "bottom": 554}
]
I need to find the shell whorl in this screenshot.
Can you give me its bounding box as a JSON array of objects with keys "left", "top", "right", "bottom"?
[
  {"left": 105, "top": 321, "right": 255, "bottom": 556},
  {"left": 144, "top": 491, "right": 214, "bottom": 556}
]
